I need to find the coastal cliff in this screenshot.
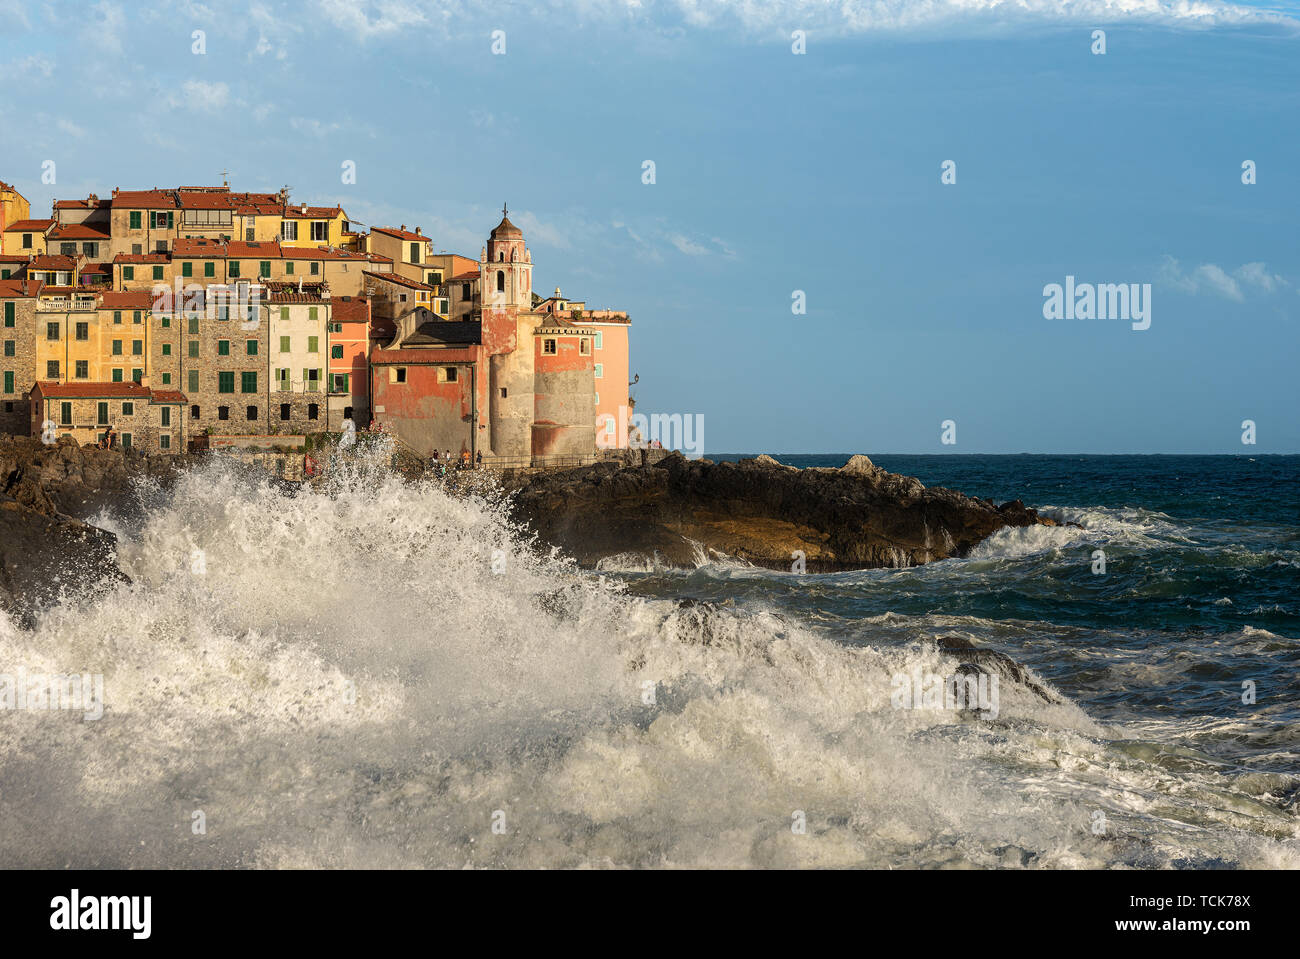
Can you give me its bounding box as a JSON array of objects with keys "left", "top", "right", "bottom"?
[{"left": 503, "top": 452, "right": 1060, "bottom": 571}]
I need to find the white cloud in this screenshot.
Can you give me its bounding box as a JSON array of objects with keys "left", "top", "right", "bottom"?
[
  {"left": 81, "top": 1, "right": 125, "bottom": 56},
  {"left": 167, "top": 79, "right": 231, "bottom": 112},
  {"left": 56, "top": 118, "right": 87, "bottom": 138},
  {"left": 1158, "top": 255, "right": 1289, "bottom": 301},
  {"left": 0, "top": 54, "right": 55, "bottom": 81},
  {"left": 667, "top": 232, "right": 710, "bottom": 256},
  {"left": 289, "top": 116, "right": 342, "bottom": 137},
  {"left": 316, "top": 0, "right": 432, "bottom": 38}
]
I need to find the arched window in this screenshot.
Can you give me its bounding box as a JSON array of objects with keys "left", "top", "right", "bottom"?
[
  {"left": 498, "top": 251, "right": 505, "bottom": 262},
  {"left": 496, "top": 271, "right": 505, "bottom": 292}
]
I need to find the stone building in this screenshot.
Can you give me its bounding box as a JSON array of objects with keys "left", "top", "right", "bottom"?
[
  {"left": 265, "top": 281, "right": 331, "bottom": 434},
  {"left": 0, "top": 278, "right": 40, "bottom": 434},
  {"left": 28, "top": 380, "right": 186, "bottom": 453}
]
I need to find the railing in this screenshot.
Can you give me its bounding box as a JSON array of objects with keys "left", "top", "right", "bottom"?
[{"left": 37, "top": 298, "right": 98, "bottom": 312}]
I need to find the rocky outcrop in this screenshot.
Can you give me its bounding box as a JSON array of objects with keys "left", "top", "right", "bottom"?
[
  {"left": 503, "top": 453, "right": 1060, "bottom": 571},
  {"left": 0, "top": 435, "right": 195, "bottom": 626}
]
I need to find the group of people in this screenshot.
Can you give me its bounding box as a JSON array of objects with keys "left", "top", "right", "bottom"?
[
  {"left": 429, "top": 447, "right": 483, "bottom": 477},
  {"left": 98, "top": 426, "right": 117, "bottom": 450}
]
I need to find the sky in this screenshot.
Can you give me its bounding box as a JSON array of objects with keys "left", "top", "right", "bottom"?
[{"left": 1, "top": 0, "right": 1297, "bottom": 454}]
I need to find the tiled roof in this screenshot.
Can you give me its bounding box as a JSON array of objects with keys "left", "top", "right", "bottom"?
[
  {"left": 372, "top": 226, "right": 430, "bottom": 243},
  {"left": 172, "top": 238, "right": 228, "bottom": 257},
  {"left": 54, "top": 197, "right": 109, "bottom": 210},
  {"left": 111, "top": 190, "right": 177, "bottom": 209},
  {"left": 150, "top": 390, "right": 188, "bottom": 404},
  {"left": 99, "top": 291, "right": 155, "bottom": 309},
  {"left": 331, "top": 296, "right": 370, "bottom": 324},
  {"left": 177, "top": 191, "right": 236, "bottom": 210},
  {"left": 450, "top": 268, "right": 479, "bottom": 281},
  {"left": 32, "top": 380, "right": 152, "bottom": 399},
  {"left": 78, "top": 262, "right": 112, "bottom": 275},
  {"left": 28, "top": 255, "right": 76, "bottom": 270},
  {"left": 0, "top": 279, "right": 43, "bottom": 297},
  {"left": 48, "top": 223, "right": 110, "bottom": 240},
  {"left": 263, "top": 281, "right": 328, "bottom": 303},
  {"left": 4, "top": 218, "right": 53, "bottom": 232},
  {"left": 283, "top": 205, "right": 342, "bottom": 219},
  {"left": 363, "top": 270, "right": 434, "bottom": 291},
  {"left": 226, "top": 240, "right": 282, "bottom": 258}
]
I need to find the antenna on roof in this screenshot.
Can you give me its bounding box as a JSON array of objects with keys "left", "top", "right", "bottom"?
[{"left": 220, "top": 168, "right": 230, "bottom": 187}]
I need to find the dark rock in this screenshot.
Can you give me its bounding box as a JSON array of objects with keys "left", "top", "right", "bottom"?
[{"left": 501, "top": 452, "right": 1060, "bottom": 572}]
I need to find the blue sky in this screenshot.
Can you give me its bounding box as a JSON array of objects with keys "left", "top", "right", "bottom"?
[{"left": 2, "top": 0, "right": 1296, "bottom": 453}]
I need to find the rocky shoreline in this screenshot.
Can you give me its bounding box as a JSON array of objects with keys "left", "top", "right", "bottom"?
[
  {"left": 1, "top": 437, "right": 1061, "bottom": 624},
  {"left": 502, "top": 452, "right": 1061, "bottom": 571}
]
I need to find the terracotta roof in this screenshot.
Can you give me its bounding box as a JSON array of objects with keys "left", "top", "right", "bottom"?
[
  {"left": 150, "top": 390, "right": 188, "bottom": 404},
  {"left": 310, "top": 246, "right": 372, "bottom": 261},
  {"left": 450, "top": 268, "right": 479, "bottom": 281},
  {"left": 78, "top": 262, "right": 112, "bottom": 275},
  {"left": 177, "top": 191, "right": 235, "bottom": 210},
  {"left": 0, "top": 279, "right": 43, "bottom": 297},
  {"left": 331, "top": 296, "right": 370, "bottom": 324},
  {"left": 32, "top": 380, "right": 152, "bottom": 399},
  {"left": 113, "top": 253, "right": 169, "bottom": 264},
  {"left": 370, "top": 344, "right": 480, "bottom": 364},
  {"left": 4, "top": 219, "right": 53, "bottom": 232},
  {"left": 363, "top": 270, "right": 434, "bottom": 291},
  {"left": 372, "top": 226, "right": 431, "bottom": 243},
  {"left": 172, "top": 238, "right": 228, "bottom": 257},
  {"left": 99, "top": 291, "right": 155, "bottom": 309},
  {"left": 48, "top": 223, "right": 110, "bottom": 240},
  {"left": 283, "top": 205, "right": 342, "bottom": 219},
  {"left": 54, "top": 197, "right": 109, "bottom": 211},
  {"left": 111, "top": 190, "right": 177, "bottom": 209},
  {"left": 226, "top": 240, "right": 282, "bottom": 258},
  {"left": 263, "top": 281, "right": 328, "bottom": 303},
  {"left": 28, "top": 255, "right": 76, "bottom": 270}
]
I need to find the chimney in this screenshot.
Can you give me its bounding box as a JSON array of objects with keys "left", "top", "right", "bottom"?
[
  {"left": 297, "top": 276, "right": 303, "bottom": 293},
  {"left": 400, "top": 225, "right": 406, "bottom": 232},
  {"left": 300, "top": 203, "right": 307, "bottom": 215},
  {"left": 415, "top": 226, "right": 421, "bottom": 236}
]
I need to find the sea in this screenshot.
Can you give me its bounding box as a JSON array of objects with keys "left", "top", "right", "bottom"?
[{"left": 1, "top": 449, "right": 1296, "bottom": 868}]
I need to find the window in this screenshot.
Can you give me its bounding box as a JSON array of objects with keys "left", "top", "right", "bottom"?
[
  {"left": 97, "top": 402, "right": 109, "bottom": 425},
  {"left": 123, "top": 266, "right": 134, "bottom": 281},
  {"left": 310, "top": 261, "right": 319, "bottom": 275},
  {"left": 260, "top": 261, "right": 271, "bottom": 278},
  {"left": 47, "top": 360, "right": 59, "bottom": 378},
  {"left": 308, "top": 307, "right": 318, "bottom": 322},
  {"left": 3, "top": 303, "right": 12, "bottom": 326},
  {"left": 161, "top": 314, "right": 170, "bottom": 328},
  {"left": 61, "top": 242, "right": 75, "bottom": 256},
  {"left": 462, "top": 282, "right": 471, "bottom": 299},
  {"left": 132, "top": 369, "right": 142, "bottom": 383},
  {"left": 392, "top": 367, "right": 406, "bottom": 384},
  {"left": 594, "top": 331, "right": 603, "bottom": 350},
  {"left": 241, "top": 371, "right": 257, "bottom": 393},
  {"left": 304, "top": 368, "right": 320, "bottom": 392},
  {"left": 112, "top": 369, "right": 123, "bottom": 382},
  {"left": 280, "top": 336, "right": 290, "bottom": 352},
  {"left": 277, "top": 368, "right": 290, "bottom": 391},
  {"left": 134, "top": 311, "right": 143, "bottom": 324},
  {"left": 499, "top": 387, "right": 507, "bottom": 399},
  {"left": 204, "top": 262, "right": 215, "bottom": 278},
  {"left": 159, "top": 434, "right": 169, "bottom": 450},
  {"left": 285, "top": 261, "right": 294, "bottom": 275},
  {"left": 2, "top": 340, "right": 12, "bottom": 356},
  {"left": 427, "top": 272, "right": 442, "bottom": 286},
  {"left": 188, "top": 370, "right": 199, "bottom": 393},
  {"left": 161, "top": 406, "right": 171, "bottom": 427},
  {"left": 113, "top": 310, "right": 122, "bottom": 324},
  {"left": 190, "top": 404, "right": 200, "bottom": 419},
  {"left": 280, "top": 404, "right": 290, "bottom": 420},
  {"left": 162, "top": 343, "right": 171, "bottom": 356},
  {"left": 542, "top": 339, "right": 556, "bottom": 355},
  {"left": 132, "top": 244, "right": 142, "bottom": 255},
  {"left": 308, "top": 403, "right": 319, "bottom": 420},
  {"left": 188, "top": 341, "right": 199, "bottom": 358},
  {"left": 331, "top": 344, "right": 343, "bottom": 359},
  {"left": 442, "top": 366, "right": 458, "bottom": 383},
  {"left": 218, "top": 340, "right": 230, "bottom": 356},
  {"left": 182, "top": 262, "right": 193, "bottom": 278},
  {"left": 122, "top": 401, "right": 134, "bottom": 416},
  {"left": 281, "top": 221, "right": 298, "bottom": 241},
  {"left": 330, "top": 373, "right": 349, "bottom": 393},
  {"left": 245, "top": 228, "right": 254, "bottom": 242},
  {"left": 247, "top": 340, "right": 258, "bottom": 355},
  {"left": 188, "top": 316, "right": 199, "bottom": 334},
  {"left": 60, "top": 402, "right": 72, "bottom": 425},
  {"left": 47, "top": 322, "right": 60, "bottom": 341},
  {"left": 579, "top": 337, "right": 590, "bottom": 355},
  {"left": 218, "top": 371, "right": 235, "bottom": 393},
  {"left": 496, "top": 271, "right": 505, "bottom": 292},
  {"left": 595, "top": 363, "right": 604, "bottom": 379},
  {"left": 111, "top": 339, "right": 123, "bottom": 356},
  {"left": 246, "top": 405, "right": 258, "bottom": 421},
  {"left": 74, "top": 321, "right": 89, "bottom": 341},
  {"left": 2, "top": 371, "right": 12, "bottom": 393},
  {"left": 218, "top": 406, "right": 229, "bottom": 420},
  {"left": 161, "top": 373, "right": 171, "bottom": 385},
  {"left": 409, "top": 242, "right": 420, "bottom": 263},
  {"left": 0, "top": 269, "right": 7, "bottom": 279},
  {"left": 75, "top": 360, "right": 88, "bottom": 378},
  {"left": 22, "top": 233, "right": 32, "bottom": 249},
  {"left": 152, "top": 266, "right": 163, "bottom": 280},
  {"left": 307, "top": 336, "right": 318, "bottom": 353},
  {"left": 229, "top": 260, "right": 240, "bottom": 278},
  {"left": 129, "top": 211, "right": 142, "bottom": 230},
  {"left": 311, "top": 222, "right": 328, "bottom": 242},
  {"left": 132, "top": 340, "right": 143, "bottom": 355}
]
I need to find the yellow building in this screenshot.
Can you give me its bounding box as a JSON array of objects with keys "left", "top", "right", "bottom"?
[
  {"left": 280, "top": 204, "right": 353, "bottom": 250},
  {"left": 2, "top": 218, "right": 51, "bottom": 256},
  {"left": 0, "top": 181, "right": 31, "bottom": 237}
]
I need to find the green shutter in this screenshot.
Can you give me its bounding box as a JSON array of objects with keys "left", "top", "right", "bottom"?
[
  {"left": 162, "top": 344, "right": 171, "bottom": 356},
  {"left": 153, "top": 266, "right": 163, "bottom": 280},
  {"left": 242, "top": 371, "right": 257, "bottom": 393},
  {"left": 188, "top": 370, "right": 198, "bottom": 392},
  {"left": 308, "top": 336, "right": 318, "bottom": 353},
  {"left": 247, "top": 339, "right": 258, "bottom": 356},
  {"left": 229, "top": 261, "right": 240, "bottom": 277},
  {"left": 130, "top": 211, "right": 141, "bottom": 229},
  {"left": 280, "top": 336, "right": 290, "bottom": 352},
  {"left": 2, "top": 371, "right": 12, "bottom": 393},
  {"left": 204, "top": 261, "right": 215, "bottom": 277},
  {"left": 123, "top": 267, "right": 134, "bottom": 281},
  {"left": 4, "top": 302, "right": 14, "bottom": 326},
  {"left": 260, "top": 261, "right": 270, "bottom": 277},
  {"left": 112, "top": 368, "right": 123, "bottom": 382},
  {"left": 182, "top": 262, "right": 192, "bottom": 277},
  {"left": 113, "top": 310, "right": 122, "bottom": 324},
  {"left": 218, "top": 340, "right": 230, "bottom": 356},
  {"left": 188, "top": 341, "right": 199, "bottom": 358}
]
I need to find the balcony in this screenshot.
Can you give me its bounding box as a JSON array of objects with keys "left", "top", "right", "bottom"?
[{"left": 37, "top": 297, "right": 98, "bottom": 312}]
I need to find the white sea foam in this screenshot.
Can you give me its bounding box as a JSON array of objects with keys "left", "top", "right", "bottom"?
[{"left": 1, "top": 454, "right": 1295, "bottom": 869}]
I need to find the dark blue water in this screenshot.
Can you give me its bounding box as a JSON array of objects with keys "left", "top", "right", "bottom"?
[{"left": 623, "top": 454, "right": 1300, "bottom": 851}]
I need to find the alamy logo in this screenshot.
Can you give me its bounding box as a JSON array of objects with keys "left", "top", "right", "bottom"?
[
  {"left": 50, "top": 889, "right": 151, "bottom": 939},
  {"left": 1043, "top": 275, "right": 1151, "bottom": 331},
  {"left": 597, "top": 405, "right": 704, "bottom": 459},
  {"left": 891, "top": 666, "right": 1000, "bottom": 719},
  {"left": 0, "top": 668, "right": 103, "bottom": 721}
]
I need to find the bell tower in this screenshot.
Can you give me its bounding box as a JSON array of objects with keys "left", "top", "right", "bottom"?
[{"left": 481, "top": 203, "right": 532, "bottom": 311}]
